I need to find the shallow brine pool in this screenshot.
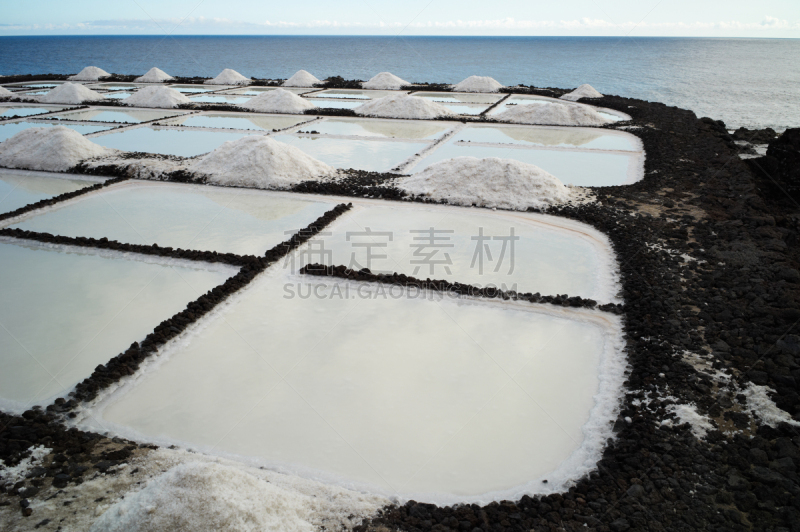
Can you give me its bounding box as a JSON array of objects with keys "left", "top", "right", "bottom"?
[
  {"left": 311, "top": 89, "right": 404, "bottom": 100},
  {"left": 0, "top": 105, "right": 69, "bottom": 118},
  {"left": 442, "top": 103, "right": 491, "bottom": 116},
  {"left": 306, "top": 118, "right": 452, "bottom": 140},
  {"left": 273, "top": 134, "right": 427, "bottom": 172},
  {"left": 167, "top": 85, "right": 221, "bottom": 94},
  {"left": 189, "top": 94, "right": 250, "bottom": 104},
  {"left": 0, "top": 239, "right": 233, "bottom": 411},
  {"left": 230, "top": 87, "right": 316, "bottom": 96},
  {"left": 0, "top": 170, "right": 100, "bottom": 214},
  {"left": 305, "top": 98, "right": 363, "bottom": 110},
  {"left": 164, "top": 112, "right": 309, "bottom": 131},
  {"left": 452, "top": 125, "right": 641, "bottom": 152},
  {"left": 88, "top": 126, "right": 255, "bottom": 157},
  {"left": 412, "top": 92, "right": 503, "bottom": 105},
  {"left": 52, "top": 109, "right": 187, "bottom": 124},
  {"left": 0, "top": 121, "right": 113, "bottom": 142}
]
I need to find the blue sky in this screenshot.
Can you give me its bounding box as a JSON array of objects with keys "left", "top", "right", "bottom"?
[{"left": 2, "top": 0, "right": 799, "bottom": 37}]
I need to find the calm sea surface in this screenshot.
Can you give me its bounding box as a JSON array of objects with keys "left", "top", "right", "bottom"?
[{"left": 1, "top": 36, "right": 798, "bottom": 131}]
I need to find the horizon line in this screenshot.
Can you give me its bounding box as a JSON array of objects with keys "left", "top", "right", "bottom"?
[{"left": 0, "top": 34, "right": 798, "bottom": 39}]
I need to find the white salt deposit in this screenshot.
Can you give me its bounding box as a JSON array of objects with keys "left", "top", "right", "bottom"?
[
  {"left": 283, "top": 70, "right": 321, "bottom": 88},
  {"left": 134, "top": 67, "right": 175, "bottom": 83},
  {"left": 69, "top": 66, "right": 110, "bottom": 81},
  {"left": 242, "top": 88, "right": 316, "bottom": 114},
  {"left": 0, "top": 445, "right": 51, "bottom": 489},
  {"left": 122, "top": 86, "right": 190, "bottom": 108},
  {"left": 742, "top": 383, "right": 800, "bottom": 428},
  {"left": 354, "top": 93, "right": 453, "bottom": 120},
  {"left": 38, "top": 82, "right": 104, "bottom": 104},
  {"left": 191, "top": 135, "right": 335, "bottom": 189},
  {"left": 494, "top": 102, "right": 613, "bottom": 126},
  {"left": 0, "top": 126, "right": 117, "bottom": 172},
  {"left": 362, "top": 72, "right": 409, "bottom": 90},
  {"left": 561, "top": 84, "right": 604, "bottom": 102},
  {"left": 397, "top": 156, "right": 575, "bottom": 210},
  {"left": 205, "top": 69, "right": 250, "bottom": 85},
  {"left": 452, "top": 75, "right": 504, "bottom": 93},
  {"left": 0, "top": 87, "right": 13, "bottom": 98},
  {"left": 666, "top": 403, "right": 714, "bottom": 438}
]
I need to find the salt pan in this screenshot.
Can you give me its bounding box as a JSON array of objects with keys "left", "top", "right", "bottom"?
[
  {"left": 0, "top": 126, "right": 117, "bottom": 172},
  {"left": 283, "top": 70, "right": 321, "bottom": 88},
  {"left": 242, "top": 88, "right": 316, "bottom": 114},
  {"left": 69, "top": 66, "right": 110, "bottom": 81},
  {"left": 122, "top": 86, "right": 191, "bottom": 108},
  {"left": 362, "top": 72, "right": 409, "bottom": 90},
  {"left": 134, "top": 67, "right": 175, "bottom": 83},
  {"left": 494, "top": 102, "right": 612, "bottom": 126},
  {"left": 354, "top": 93, "right": 453, "bottom": 119},
  {"left": 397, "top": 156, "right": 575, "bottom": 210},
  {"left": 561, "top": 84, "right": 604, "bottom": 102},
  {"left": 452, "top": 75, "right": 504, "bottom": 93},
  {"left": 205, "top": 69, "right": 250, "bottom": 85},
  {"left": 38, "top": 82, "right": 104, "bottom": 105},
  {"left": 191, "top": 135, "right": 335, "bottom": 189}
]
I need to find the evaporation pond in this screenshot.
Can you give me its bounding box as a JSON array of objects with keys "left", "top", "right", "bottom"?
[
  {"left": 168, "top": 85, "right": 219, "bottom": 93},
  {"left": 0, "top": 106, "right": 68, "bottom": 118},
  {"left": 273, "top": 134, "right": 426, "bottom": 172},
  {"left": 103, "top": 92, "right": 134, "bottom": 100},
  {"left": 413, "top": 92, "right": 503, "bottom": 104},
  {"left": 165, "top": 113, "right": 307, "bottom": 131},
  {"left": 312, "top": 89, "right": 400, "bottom": 100},
  {"left": 54, "top": 109, "right": 186, "bottom": 123},
  {"left": 89, "top": 127, "right": 254, "bottom": 157},
  {"left": 442, "top": 103, "right": 490, "bottom": 115},
  {"left": 412, "top": 142, "right": 641, "bottom": 186},
  {"left": 0, "top": 121, "right": 112, "bottom": 142},
  {"left": 453, "top": 125, "right": 640, "bottom": 151},
  {"left": 11, "top": 182, "right": 335, "bottom": 255},
  {"left": 307, "top": 203, "right": 615, "bottom": 301},
  {"left": 0, "top": 171, "right": 100, "bottom": 215},
  {"left": 0, "top": 239, "right": 232, "bottom": 411},
  {"left": 233, "top": 87, "right": 314, "bottom": 96},
  {"left": 309, "top": 118, "right": 451, "bottom": 140},
  {"left": 306, "top": 98, "right": 362, "bottom": 110},
  {"left": 491, "top": 97, "right": 624, "bottom": 122},
  {"left": 92, "top": 261, "right": 614, "bottom": 499},
  {"left": 189, "top": 94, "right": 250, "bottom": 104}
]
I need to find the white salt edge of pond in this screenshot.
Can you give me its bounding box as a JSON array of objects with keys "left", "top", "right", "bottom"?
[
  {"left": 664, "top": 403, "right": 714, "bottom": 438},
  {"left": 69, "top": 66, "right": 110, "bottom": 81},
  {"left": 0, "top": 445, "right": 51, "bottom": 488},
  {"left": 134, "top": 67, "right": 175, "bottom": 83},
  {"left": 742, "top": 383, "right": 800, "bottom": 428},
  {"left": 362, "top": 72, "right": 409, "bottom": 90},
  {"left": 354, "top": 93, "right": 453, "bottom": 119},
  {"left": 283, "top": 70, "right": 321, "bottom": 88}
]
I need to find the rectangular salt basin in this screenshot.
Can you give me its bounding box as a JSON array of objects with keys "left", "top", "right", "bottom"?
[
  {"left": 190, "top": 94, "right": 250, "bottom": 104},
  {"left": 89, "top": 84, "right": 141, "bottom": 91},
  {"left": 164, "top": 113, "right": 307, "bottom": 131},
  {"left": 168, "top": 85, "right": 219, "bottom": 93},
  {"left": 453, "top": 125, "right": 641, "bottom": 152},
  {"left": 89, "top": 261, "right": 621, "bottom": 500},
  {"left": 411, "top": 142, "right": 642, "bottom": 186},
  {"left": 273, "top": 134, "right": 427, "bottom": 172},
  {"left": 306, "top": 202, "right": 616, "bottom": 301},
  {"left": 0, "top": 239, "right": 233, "bottom": 411},
  {"left": 103, "top": 92, "right": 134, "bottom": 100},
  {"left": 442, "top": 103, "right": 490, "bottom": 115},
  {"left": 413, "top": 91, "right": 503, "bottom": 104},
  {"left": 0, "top": 121, "right": 112, "bottom": 142},
  {"left": 53, "top": 109, "right": 186, "bottom": 124},
  {"left": 306, "top": 98, "right": 362, "bottom": 110},
  {"left": 231, "top": 87, "right": 315, "bottom": 96},
  {"left": 312, "top": 89, "right": 402, "bottom": 100},
  {"left": 0, "top": 105, "right": 68, "bottom": 118},
  {"left": 89, "top": 127, "right": 254, "bottom": 157},
  {"left": 0, "top": 171, "right": 100, "bottom": 215},
  {"left": 307, "top": 118, "right": 451, "bottom": 140},
  {"left": 9, "top": 181, "right": 335, "bottom": 256}
]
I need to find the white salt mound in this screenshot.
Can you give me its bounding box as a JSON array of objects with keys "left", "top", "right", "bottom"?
[
  {"left": 134, "top": 67, "right": 175, "bottom": 83},
  {"left": 494, "top": 102, "right": 612, "bottom": 126},
  {"left": 362, "top": 72, "right": 409, "bottom": 90},
  {"left": 0, "top": 86, "right": 12, "bottom": 98},
  {"left": 452, "top": 75, "right": 504, "bottom": 93},
  {"left": 283, "top": 70, "right": 321, "bottom": 87},
  {"left": 242, "top": 88, "right": 316, "bottom": 114},
  {"left": 90, "top": 462, "right": 317, "bottom": 532},
  {"left": 69, "top": 66, "right": 110, "bottom": 81},
  {"left": 743, "top": 383, "right": 800, "bottom": 428},
  {"left": 38, "top": 82, "right": 105, "bottom": 105},
  {"left": 561, "top": 84, "right": 604, "bottom": 102},
  {"left": 354, "top": 93, "right": 453, "bottom": 119},
  {"left": 0, "top": 127, "right": 117, "bottom": 172},
  {"left": 205, "top": 69, "right": 250, "bottom": 85},
  {"left": 398, "top": 157, "right": 574, "bottom": 210},
  {"left": 192, "top": 135, "right": 335, "bottom": 189},
  {"left": 122, "top": 86, "right": 190, "bottom": 108}
]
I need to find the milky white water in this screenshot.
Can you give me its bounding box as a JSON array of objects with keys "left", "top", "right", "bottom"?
[
  {"left": 164, "top": 113, "right": 308, "bottom": 131},
  {"left": 314, "top": 89, "right": 405, "bottom": 100},
  {"left": 490, "top": 95, "right": 628, "bottom": 123},
  {"left": 272, "top": 134, "right": 427, "bottom": 172},
  {"left": 308, "top": 118, "right": 451, "bottom": 140},
  {"left": 0, "top": 170, "right": 99, "bottom": 214},
  {"left": 0, "top": 121, "right": 112, "bottom": 143},
  {"left": 53, "top": 109, "right": 188, "bottom": 124},
  {"left": 7, "top": 181, "right": 334, "bottom": 255},
  {"left": 412, "top": 92, "right": 503, "bottom": 105},
  {"left": 0, "top": 105, "right": 69, "bottom": 118},
  {"left": 452, "top": 125, "right": 640, "bottom": 152},
  {"left": 89, "top": 127, "right": 255, "bottom": 157},
  {"left": 0, "top": 239, "right": 233, "bottom": 411}
]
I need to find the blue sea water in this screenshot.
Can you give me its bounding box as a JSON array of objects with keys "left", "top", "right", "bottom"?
[{"left": 1, "top": 36, "right": 798, "bottom": 131}]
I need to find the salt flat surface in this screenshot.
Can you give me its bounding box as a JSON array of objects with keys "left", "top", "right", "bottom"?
[
  {"left": 53, "top": 109, "right": 186, "bottom": 124},
  {"left": 412, "top": 92, "right": 503, "bottom": 104},
  {"left": 452, "top": 125, "right": 640, "bottom": 151},
  {"left": 0, "top": 239, "right": 232, "bottom": 411},
  {"left": 165, "top": 113, "right": 307, "bottom": 131},
  {"left": 89, "top": 127, "right": 254, "bottom": 157},
  {"left": 304, "top": 98, "right": 362, "bottom": 110},
  {"left": 272, "top": 134, "right": 427, "bottom": 172},
  {"left": 308, "top": 118, "right": 451, "bottom": 140},
  {"left": 0, "top": 170, "right": 97, "bottom": 214},
  {"left": 0, "top": 121, "right": 112, "bottom": 143},
  {"left": 441, "top": 103, "right": 491, "bottom": 115},
  {"left": 86, "top": 255, "right": 623, "bottom": 502},
  {"left": 8, "top": 181, "right": 335, "bottom": 255},
  {"left": 189, "top": 94, "right": 250, "bottom": 104},
  {"left": 0, "top": 105, "right": 69, "bottom": 118}
]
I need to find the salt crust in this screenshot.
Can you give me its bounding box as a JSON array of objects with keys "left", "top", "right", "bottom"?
[
  {"left": 283, "top": 70, "right": 321, "bottom": 88},
  {"left": 0, "top": 445, "right": 51, "bottom": 489},
  {"left": 38, "top": 82, "right": 104, "bottom": 104},
  {"left": 666, "top": 403, "right": 714, "bottom": 438},
  {"left": 362, "top": 72, "right": 409, "bottom": 90},
  {"left": 561, "top": 84, "right": 604, "bottom": 102},
  {"left": 191, "top": 135, "right": 335, "bottom": 189},
  {"left": 0, "top": 127, "right": 117, "bottom": 172},
  {"left": 398, "top": 156, "right": 576, "bottom": 210},
  {"left": 134, "top": 67, "right": 175, "bottom": 83},
  {"left": 452, "top": 75, "right": 504, "bottom": 93},
  {"left": 122, "top": 86, "right": 190, "bottom": 108},
  {"left": 242, "top": 88, "right": 316, "bottom": 114},
  {"left": 0, "top": 86, "right": 13, "bottom": 98},
  {"left": 494, "top": 101, "right": 612, "bottom": 126},
  {"left": 743, "top": 383, "right": 800, "bottom": 428},
  {"left": 205, "top": 69, "right": 251, "bottom": 85},
  {"left": 354, "top": 93, "right": 453, "bottom": 120},
  {"left": 69, "top": 66, "right": 110, "bottom": 81}
]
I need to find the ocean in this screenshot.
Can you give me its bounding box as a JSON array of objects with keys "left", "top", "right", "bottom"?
[{"left": 1, "top": 36, "right": 798, "bottom": 131}]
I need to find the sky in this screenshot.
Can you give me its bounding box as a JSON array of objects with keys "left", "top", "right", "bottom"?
[{"left": 1, "top": 0, "right": 799, "bottom": 38}]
